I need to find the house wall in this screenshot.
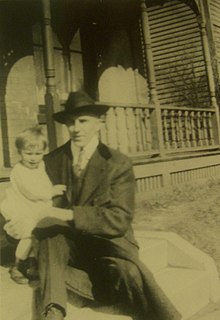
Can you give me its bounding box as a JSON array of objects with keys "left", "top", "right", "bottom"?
[{"left": 147, "top": 0, "right": 209, "bottom": 109}]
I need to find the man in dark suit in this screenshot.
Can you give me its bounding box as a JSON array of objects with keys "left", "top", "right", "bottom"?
[{"left": 5, "top": 91, "right": 180, "bottom": 320}]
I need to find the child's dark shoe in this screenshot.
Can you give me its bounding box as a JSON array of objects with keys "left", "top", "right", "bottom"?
[
  {"left": 9, "top": 266, "right": 29, "bottom": 285},
  {"left": 25, "top": 257, "right": 39, "bottom": 281}
]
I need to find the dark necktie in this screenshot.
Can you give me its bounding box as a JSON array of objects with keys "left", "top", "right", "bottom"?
[{"left": 73, "top": 148, "right": 84, "bottom": 177}]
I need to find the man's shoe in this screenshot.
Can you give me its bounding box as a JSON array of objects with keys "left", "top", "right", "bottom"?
[{"left": 45, "top": 306, "right": 64, "bottom": 320}]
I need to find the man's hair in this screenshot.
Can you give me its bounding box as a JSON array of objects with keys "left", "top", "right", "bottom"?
[{"left": 15, "top": 126, "right": 48, "bottom": 152}]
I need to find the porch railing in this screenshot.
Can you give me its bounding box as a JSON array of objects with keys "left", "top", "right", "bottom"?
[
  {"left": 100, "top": 104, "right": 219, "bottom": 156},
  {"left": 100, "top": 104, "right": 157, "bottom": 156},
  {"left": 161, "top": 106, "right": 218, "bottom": 152}
]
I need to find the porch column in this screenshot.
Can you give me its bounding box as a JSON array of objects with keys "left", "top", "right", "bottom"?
[
  {"left": 41, "top": 0, "right": 58, "bottom": 150},
  {"left": 140, "top": 0, "right": 164, "bottom": 156},
  {"left": 198, "top": 0, "right": 220, "bottom": 144}
]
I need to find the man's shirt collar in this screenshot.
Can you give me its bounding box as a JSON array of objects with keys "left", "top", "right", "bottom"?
[{"left": 71, "top": 136, "right": 99, "bottom": 167}]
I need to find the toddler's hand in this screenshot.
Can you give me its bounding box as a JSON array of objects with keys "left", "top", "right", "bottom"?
[{"left": 52, "top": 184, "right": 67, "bottom": 196}]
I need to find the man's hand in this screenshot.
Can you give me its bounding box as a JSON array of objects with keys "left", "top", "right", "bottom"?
[
  {"left": 52, "top": 184, "right": 67, "bottom": 197},
  {"left": 4, "top": 208, "right": 74, "bottom": 239},
  {"left": 39, "top": 207, "right": 74, "bottom": 221}
]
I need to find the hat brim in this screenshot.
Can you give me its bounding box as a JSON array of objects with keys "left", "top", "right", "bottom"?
[{"left": 53, "top": 105, "right": 110, "bottom": 124}]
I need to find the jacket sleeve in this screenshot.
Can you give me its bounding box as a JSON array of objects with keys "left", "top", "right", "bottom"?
[{"left": 72, "top": 158, "right": 135, "bottom": 238}]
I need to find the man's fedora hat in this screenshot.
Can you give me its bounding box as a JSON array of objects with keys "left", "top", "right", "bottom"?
[{"left": 53, "top": 91, "right": 110, "bottom": 124}]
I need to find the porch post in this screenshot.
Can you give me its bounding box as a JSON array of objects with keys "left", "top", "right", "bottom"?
[
  {"left": 41, "top": 0, "right": 58, "bottom": 150},
  {"left": 199, "top": 1, "right": 218, "bottom": 108},
  {"left": 198, "top": 0, "right": 220, "bottom": 144},
  {"left": 140, "top": 0, "right": 165, "bottom": 156}
]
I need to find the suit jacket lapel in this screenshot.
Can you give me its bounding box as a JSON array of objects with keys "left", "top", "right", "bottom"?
[{"left": 78, "top": 147, "right": 109, "bottom": 205}]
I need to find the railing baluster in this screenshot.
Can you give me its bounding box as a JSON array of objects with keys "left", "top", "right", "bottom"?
[
  {"left": 134, "top": 108, "right": 143, "bottom": 152},
  {"left": 202, "top": 111, "right": 209, "bottom": 146},
  {"left": 163, "top": 110, "right": 170, "bottom": 149},
  {"left": 177, "top": 110, "right": 184, "bottom": 148},
  {"left": 114, "top": 107, "right": 119, "bottom": 151},
  {"left": 196, "top": 111, "right": 202, "bottom": 146},
  {"left": 125, "top": 107, "right": 131, "bottom": 153},
  {"left": 190, "top": 111, "right": 196, "bottom": 147},
  {"left": 140, "top": 108, "right": 147, "bottom": 151},
  {"left": 144, "top": 108, "right": 152, "bottom": 150},
  {"left": 130, "top": 107, "right": 138, "bottom": 153},
  {"left": 106, "top": 107, "right": 117, "bottom": 149},
  {"left": 115, "top": 107, "right": 129, "bottom": 153},
  {"left": 184, "top": 110, "right": 191, "bottom": 147},
  {"left": 170, "top": 110, "right": 177, "bottom": 148}
]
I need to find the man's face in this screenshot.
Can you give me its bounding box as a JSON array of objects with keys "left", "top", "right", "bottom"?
[{"left": 66, "top": 115, "right": 103, "bottom": 148}]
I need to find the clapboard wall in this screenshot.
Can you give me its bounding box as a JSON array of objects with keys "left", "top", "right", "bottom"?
[{"left": 147, "top": 0, "right": 209, "bottom": 108}]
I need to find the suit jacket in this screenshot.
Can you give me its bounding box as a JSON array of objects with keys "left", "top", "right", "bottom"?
[
  {"left": 43, "top": 140, "right": 138, "bottom": 256},
  {"left": 41, "top": 140, "right": 180, "bottom": 320}
]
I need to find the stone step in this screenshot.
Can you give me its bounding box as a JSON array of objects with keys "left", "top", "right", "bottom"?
[
  {"left": 66, "top": 305, "right": 131, "bottom": 320},
  {"left": 137, "top": 237, "right": 168, "bottom": 273},
  {"left": 0, "top": 267, "right": 33, "bottom": 320},
  {"left": 155, "top": 267, "right": 210, "bottom": 320}
]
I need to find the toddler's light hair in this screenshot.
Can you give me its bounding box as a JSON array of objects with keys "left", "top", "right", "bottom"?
[{"left": 15, "top": 126, "right": 48, "bottom": 152}]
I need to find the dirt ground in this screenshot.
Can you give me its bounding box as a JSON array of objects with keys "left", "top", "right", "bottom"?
[{"left": 133, "top": 179, "right": 220, "bottom": 275}]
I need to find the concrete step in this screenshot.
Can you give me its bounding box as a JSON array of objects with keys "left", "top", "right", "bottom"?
[
  {"left": 0, "top": 267, "right": 131, "bottom": 320},
  {"left": 137, "top": 237, "right": 168, "bottom": 273},
  {"left": 155, "top": 267, "right": 210, "bottom": 319},
  {"left": 0, "top": 267, "right": 34, "bottom": 320},
  {"left": 135, "top": 231, "right": 220, "bottom": 319},
  {"left": 66, "top": 305, "right": 131, "bottom": 320},
  {"left": 2, "top": 231, "right": 220, "bottom": 320}
]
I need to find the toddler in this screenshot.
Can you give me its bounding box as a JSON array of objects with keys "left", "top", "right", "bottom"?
[{"left": 1, "top": 126, "right": 66, "bottom": 284}]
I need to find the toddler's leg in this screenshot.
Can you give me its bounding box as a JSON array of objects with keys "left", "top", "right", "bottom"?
[
  {"left": 16, "top": 238, "right": 33, "bottom": 260},
  {"left": 9, "top": 239, "right": 33, "bottom": 285}
]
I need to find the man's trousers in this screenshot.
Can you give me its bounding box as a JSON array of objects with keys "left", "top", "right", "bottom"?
[{"left": 37, "top": 233, "right": 154, "bottom": 320}]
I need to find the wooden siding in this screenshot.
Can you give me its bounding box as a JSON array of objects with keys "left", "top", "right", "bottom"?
[{"left": 147, "top": 1, "right": 210, "bottom": 108}]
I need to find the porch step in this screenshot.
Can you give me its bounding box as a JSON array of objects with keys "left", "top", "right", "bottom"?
[
  {"left": 1, "top": 232, "right": 220, "bottom": 320},
  {"left": 155, "top": 267, "right": 210, "bottom": 320},
  {"left": 138, "top": 237, "right": 168, "bottom": 272},
  {"left": 135, "top": 231, "right": 220, "bottom": 319},
  {"left": 0, "top": 267, "right": 33, "bottom": 320},
  {"left": 66, "top": 305, "right": 131, "bottom": 320}
]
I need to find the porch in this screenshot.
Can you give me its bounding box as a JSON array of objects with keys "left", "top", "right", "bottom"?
[{"left": 1, "top": 0, "right": 220, "bottom": 188}]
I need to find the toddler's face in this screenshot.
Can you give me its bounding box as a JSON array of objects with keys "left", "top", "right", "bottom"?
[{"left": 20, "top": 144, "right": 45, "bottom": 169}]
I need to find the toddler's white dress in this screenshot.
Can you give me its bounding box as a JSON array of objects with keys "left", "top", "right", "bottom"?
[{"left": 1, "top": 161, "right": 53, "bottom": 259}]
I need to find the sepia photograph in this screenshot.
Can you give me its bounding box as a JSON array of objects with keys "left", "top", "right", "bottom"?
[{"left": 0, "top": 0, "right": 220, "bottom": 320}]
